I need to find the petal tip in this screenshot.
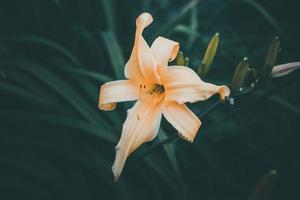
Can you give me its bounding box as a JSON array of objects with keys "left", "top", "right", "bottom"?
[
  {"left": 219, "top": 86, "right": 230, "bottom": 100},
  {"left": 178, "top": 132, "right": 194, "bottom": 142},
  {"left": 112, "top": 165, "right": 120, "bottom": 182},
  {"left": 99, "top": 103, "right": 116, "bottom": 111},
  {"left": 136, "top": 12, "right": 153, "bottom": 28}
]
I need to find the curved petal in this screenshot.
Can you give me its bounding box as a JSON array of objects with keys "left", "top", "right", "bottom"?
[
  {"left": 99, "top": 80, "right": 139, "bottom": 111},
  {"left": 124, "top": 12, "right": 161, "bottom": 84},
  {"left": 271, "top": 62, "right": 300, "bottom": 78},
  {"left": 151, "top": 36, "right": 179, "bottom": 68},
  {"left": 162, "top": 66, "right": 230, "bottom": 104},
  {"left": 112, "top": 98, "right": 162, "bottom": 181},
  {"left": 162, "top": 101, "right": 201, "bottom": 142}
]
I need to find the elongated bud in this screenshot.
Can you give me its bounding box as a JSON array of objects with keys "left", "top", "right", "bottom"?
[
  {"left": 258, "top": 36, "right": 280, "bottom": 83},
  {"left": 270, "top": 62, "right": 300, "bottom": 78},
  {"left": 231, "top": 57, "right": 249, "bottom": 93},
  {"left": 247, "top": 170, "right": 278, "bottom": 200},
  {"left": 197, "top": 33, "right": 219, "bottom": 78},
  {"left": 176, "top": 51, "right": 185, "bottom": 66},
  {"left": 175, "top": 51, "right": 190, "bottom": 67},
  {"left": 184, "top": 57, "right": 190, "bottom": 67}
]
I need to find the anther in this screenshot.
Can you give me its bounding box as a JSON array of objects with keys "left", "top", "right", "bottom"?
[{"left": 137, "top": 114, "right": 141, "bottom": 121}]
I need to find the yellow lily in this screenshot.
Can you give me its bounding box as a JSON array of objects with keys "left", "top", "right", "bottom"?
[{"left": 99, "top": 12, "right": 230, "bottom": 181}]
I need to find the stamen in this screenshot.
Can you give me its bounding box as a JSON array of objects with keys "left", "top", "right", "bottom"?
[
  {"left": 138, "top": 83, "right": 165, "bottom": 102},
  {"left": 137, "top": 114, "right": 141, "bottom": 121}
]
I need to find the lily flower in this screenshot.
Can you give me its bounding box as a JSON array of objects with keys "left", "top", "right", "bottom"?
[{"left": 99, "top": 12, "right": 230, "bottom": 181}]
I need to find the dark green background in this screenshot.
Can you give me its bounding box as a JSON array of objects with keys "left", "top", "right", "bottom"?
[{"left": 0, "top": 0, "right": 299, "bottom": 199}]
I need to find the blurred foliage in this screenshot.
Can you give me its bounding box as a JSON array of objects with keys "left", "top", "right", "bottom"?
[
  {"left": 247, "top": 170, "right": 278, "bottom": 200},
  {"left": 0, "top": 0, "right": 300, "bottom": 199}
]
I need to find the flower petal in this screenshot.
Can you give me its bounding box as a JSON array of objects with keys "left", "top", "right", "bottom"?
[
  {"left": 112, "top": 98, "right": 162, "bottom": 181},
  {"left": 99, "top": 80, "right": 139, "bottom": 111},
  {"left": 162, "top": 101, "right": 201, "bottom": 142},
  {"left": 151, "top": 36, "right": 179, "bottom": 68},
  {"left": 271, "top": 62, "right": 300, "bottom": 78},
  {"left": 162, "top": 66, "right": 230, "bottom": 103},
  {"left": 124, "top": 12, "right": 161, "bottom": 84}
]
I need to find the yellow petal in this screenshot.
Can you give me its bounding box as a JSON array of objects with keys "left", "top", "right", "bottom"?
[
  {"left": 124, "top": 12, "right": 161, "bottom": 85},
  {"left": 162, "top": 66, "right": 230, "bottom": 103},
  {"left": 162, "top": 101, "right": 201, "bottom": 142},
  {"left": 99, "top": 80, "right": 139, "bottom": 111},
  {"left": 151, "top": 36, "right": 179, "bottom": 68},
  {"left": 112, "top": 98, "right": 162, "bottom": 181}
]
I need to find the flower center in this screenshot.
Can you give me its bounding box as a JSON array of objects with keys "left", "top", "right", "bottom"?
[
  {"left": 139, "top": 84, "right": 165, "bottom": 101},
  {"left": 152, "top": 84, "right": 165, "bottom": 95}
]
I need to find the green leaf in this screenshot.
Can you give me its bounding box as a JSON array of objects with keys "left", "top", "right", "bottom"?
[
  {"left": 187, "top": 7, "right": 198, "bottom": 48},
  {"left": 269, "top": 95, "right": 300, "bottom": 117},
  {"left": 1, "top": 60, "right": 104, "bottom": 126},
  {"left": 231, "top": 57, "right": 249, "bottom": 93},
  {"left": 241, "top": 0, "right": 280, "bottom": 32},
  {"left": 157, "top": 129, "right": 180, "bottom": 176},
  {"left": 155, "top": 0, "right": 199, "bottom": 37},
  {"left": 0, "top": 70, "right": 6, "bottom": 78},
  {"left": 0, "top": 82, "right": 46, "bottom": 107},
  {"left": 0, "top": 111, "right": 116, "bottom": 143},
  {"left": 101, "top": 31, "right": 125, "bottom": 79},
  {"left": 100, "top": 0, "right": 116, "bottom": 31},
  {"left": 66, "top": 68, "right": 112, "bottom": 82},
  {"left": 143, "top": 156, "right": 182, "bottom": 198},
  {"left": 9, "top": 35, "right": 82, "bottom": 68},
  {"left": 173, "top": 25, "right": 199, "bottom": 38},
  {"left": 51, "top": 0, "right": 63, "bottom": 9},
  {"left": 197, "top": 33, "right": 220, "bottom": 78}
]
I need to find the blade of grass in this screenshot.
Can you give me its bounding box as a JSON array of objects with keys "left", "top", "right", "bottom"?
[
  {"left": 66, "top": 68, "right": 112, "bottom": 82},
  {"left": 155, "top": 0, "right": 199, "bottom": 37},
  {"left": 0, "top": 157, "right": 76, "bottom": 199},
  {"left": 100, "top": 0, "right": 116, "bottom": 31},
  {"left": 0, "top": 82, "right": 48, "bottom": 107},
  {"left": 247, "top": 170, "right": 278, "bottom": 200},
  {"left": 173, "top": 25, "right": 199, "bottom": 38},
  {"left": 157, "top": 128, "right": 181, "bottom": 176},
  {"left": 101, "top": 31, "right": 125, "bottom": 79},
  {"left": 143, "top": 156, "right": 183, "bottom": 199},
  {"left": 269, "top": 95, "right": 300, "bottom": 117},
  {"left": 3, "top": 60, "right": 102, "bottom": 126},
  {"left": 240, "top": 0, "right": 280, "bottom": 32},
  {"left": 9, "top": 35, "right": 82, "bottom": 68},
  {"left": 0, "top": 70, "right": 6, "bottom": 78},
  {"left": 187, "top": 7, "right": 198, "bottom": 48},
  {"left": 0, "top": 111, "right": 116, "bottom": 143}
]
